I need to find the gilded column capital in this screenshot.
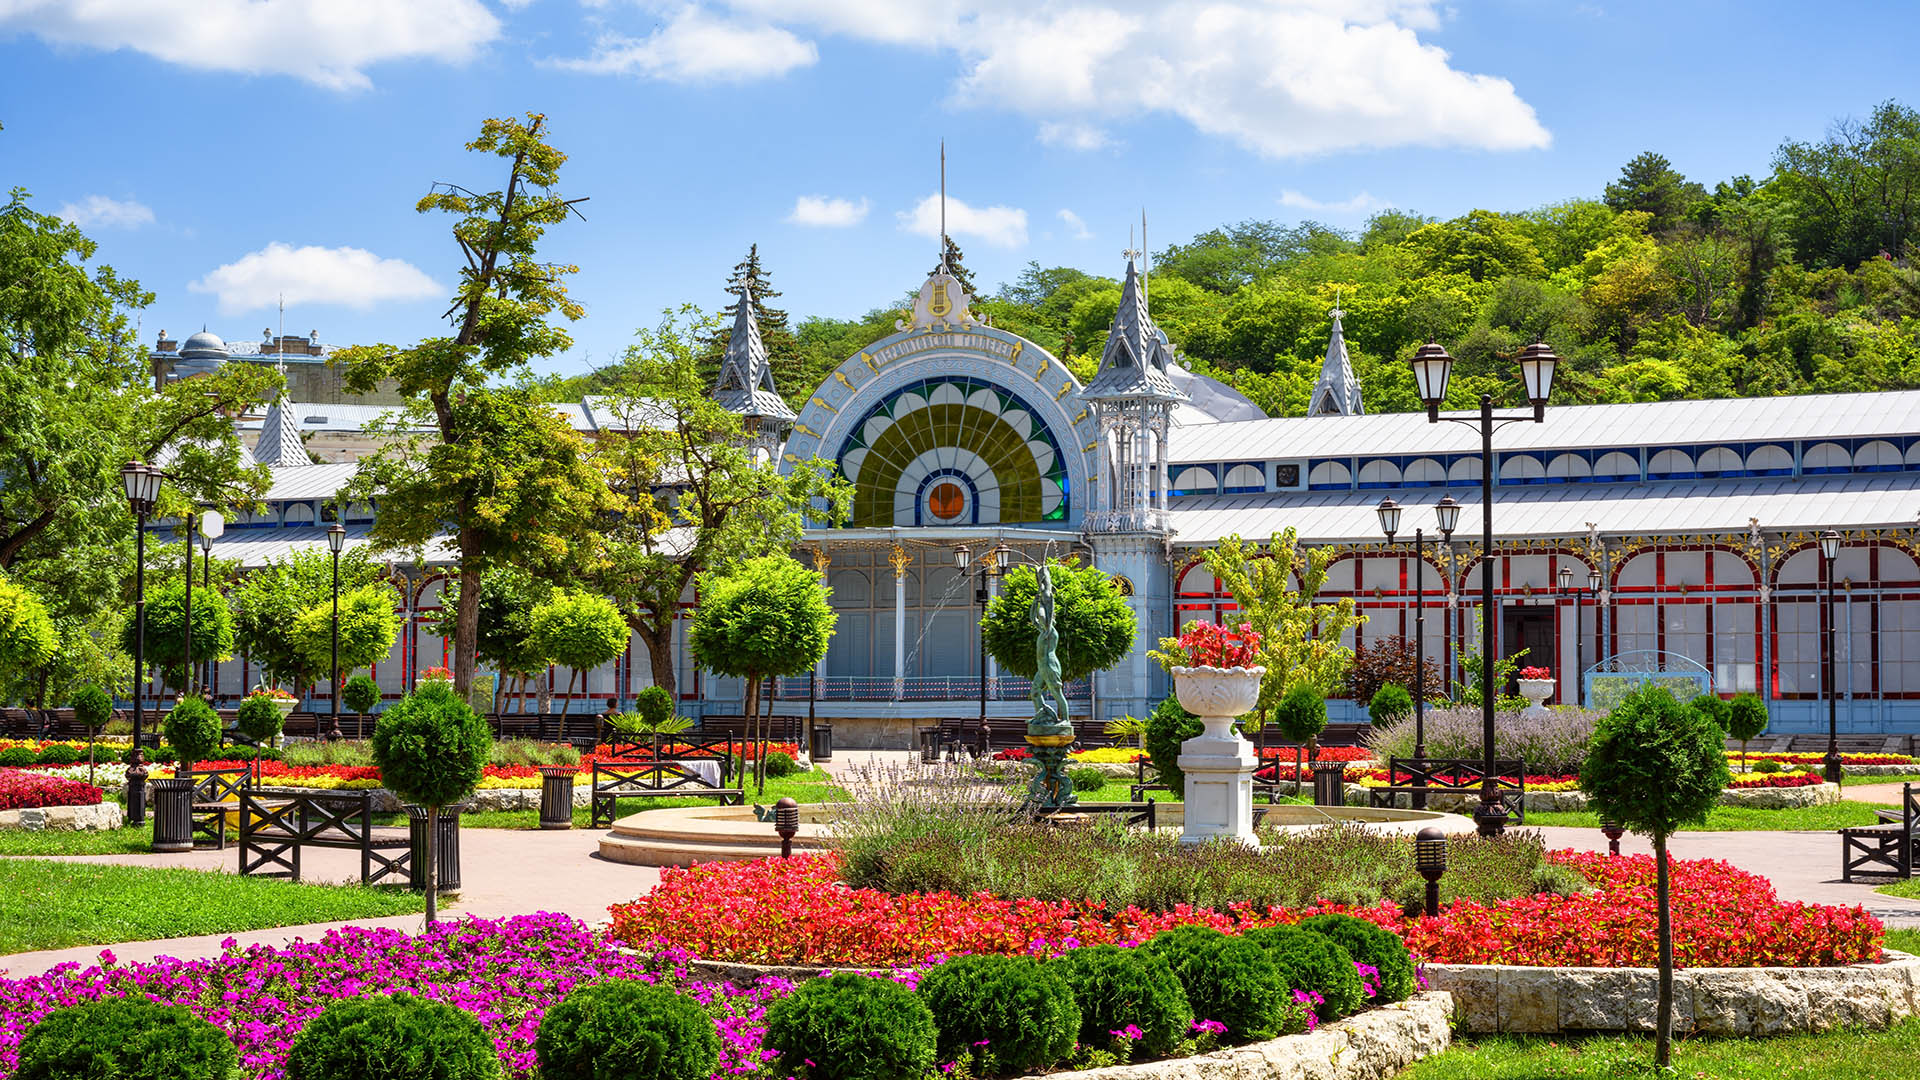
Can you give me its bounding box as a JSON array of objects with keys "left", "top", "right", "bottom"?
[{"left": 888, "top": 543, "right": 913, "bottom": 579}]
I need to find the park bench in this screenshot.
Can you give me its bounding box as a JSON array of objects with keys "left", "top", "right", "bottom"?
[
  {"left": 1365, "top": 757, "right": 1528, "bottom": 822},
  {"left": 1032, "top": 800, "right": 1159, "bottom": 829},
  {"left": 1842, "top": 782, "right": 1918, "bottom": 881},
  {"left": 188, "top": 766, "right": 253, "bottom": 850},
  {"left": 600, "top": 734, "right": 742, "bottom": 763},
  {"left": 238, "top": 789, "right": 414, "bottom": 885},
  {"left": 589, "top": 760, "right": 744, "bottom": 828},
  {"left": 1784, "top": 734, "right": 1915, "bottom": 756},
  {"left": 696, "top": 714, "right": 803, "bottom": 744}
]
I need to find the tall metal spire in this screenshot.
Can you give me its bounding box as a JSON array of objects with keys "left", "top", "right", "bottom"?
[
  {"left": 939, "top": 139, "right": 948, "bottom": 270},
  {"left": 1308, "top": 303, "right": 1365, "bottom": 416}
]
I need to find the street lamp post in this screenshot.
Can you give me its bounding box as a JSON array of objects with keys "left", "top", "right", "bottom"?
[
  {"left": 198, "top": 510, "right": 224, "bottom": 698},
  {"left": 1820, "top": 529, "right": 1842, "bottom": 784},
  {"left": 953, "top": 543, "right": 1012, "bottom": 751},
  {"left": 121, "top": 462, "right": 164, "bottom": 826},
  {"left": 1380, "top": 498, "right": 1455, "bottom": 810},
  {"left": 182, "top": 508, "right": 195, "bottom": 697},
  {"left": 1409, "top": 339, "right": 1560, "bottom": 838},
  {"left": 1557, "top": 564, "right": 1602, "bottom": 706},
  {"left": 328, "top": 523, "right": 346, "bottom": 742}
]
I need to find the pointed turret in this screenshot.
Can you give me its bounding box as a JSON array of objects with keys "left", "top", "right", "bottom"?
[
  {"left": 1080, "top": 261, "right": 1183, "bottom": 403},
  {"left": 712, "top": 289, "right": 797, "bottom": 427},
  {"left": 251, "top": 393, "right": 311, "bottom": 468},
  {"left": 1308, "top": 307, "right": 1364, "bottom": 416}
]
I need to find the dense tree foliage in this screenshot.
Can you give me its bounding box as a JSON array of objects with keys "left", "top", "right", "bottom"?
[{"left": 597, "top": 101, "right": 1920, "bottom": 417}]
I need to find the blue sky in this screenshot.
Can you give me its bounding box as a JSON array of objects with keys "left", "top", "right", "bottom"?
[{"left": 2, "top": 0, "right": 1912, "bottom": 378}]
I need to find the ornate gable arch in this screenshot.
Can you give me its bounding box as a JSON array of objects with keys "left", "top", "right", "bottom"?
[{"left": 779, "top": 324, "right": 1097, "bottom": 530}]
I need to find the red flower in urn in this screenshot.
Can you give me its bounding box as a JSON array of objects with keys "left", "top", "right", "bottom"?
[{"left": 1173, "top": 621, "right": 1263, "bottom": 669}]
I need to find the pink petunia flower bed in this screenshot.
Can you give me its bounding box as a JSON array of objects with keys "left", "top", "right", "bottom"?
[{"left": 0, "top": 769, "right": 103, "bottom": 812}]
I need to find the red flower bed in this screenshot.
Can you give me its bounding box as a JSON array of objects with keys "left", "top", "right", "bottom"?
[
  {"left": 1745, "top": 752, "right": 1913, "bottom": 766},
  {"left": 609, "top": 850, "right": 1883, "bottom": 970},
  {"left": 1257, "top": 745, "right": 1373, "bottom": 762},
  {"left": 0, "top": 769, "right": 104, "bottom": 811},
  {"left": 1726, "top": 772, "right": 1825, "bottom": 789},
  {"left": 1388, "top": 852, "right": 1880, "bottom": 968}
]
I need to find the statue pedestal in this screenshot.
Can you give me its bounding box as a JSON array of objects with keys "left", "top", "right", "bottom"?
[{"left": 1177, "top": 717, "right": 1259, "bottom": 847}]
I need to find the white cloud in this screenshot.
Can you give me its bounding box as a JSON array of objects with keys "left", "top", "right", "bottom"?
[
  {"left": 1057, "top": 208, "right": 1093, "bottom": 240},
  {"left": 898, "top": 194, "right": 1028, "bottom": 248},
  {"left": 58, "top": 195, "right": 154, "bottom": 230},
  {"left": 555, "top": 6, "right": 816, "bottom": 82},
  {"left": 570, "top": 2, "right": 1547, "bottom": 157},
  {"left": 787, "top": 195, "right": 870, "bottom": 227},
  {"left": 1037, "top": 121, "right": 1113, "bottom": 151},
  {"left": 1278, "top": 189, "right": 1387, "bottom": 214},
  {"left": 0, "top": 0, "right": 499, "bottom": 91},
  {"left": 188, "top": 243, "right": 443, "bottom": 316}
]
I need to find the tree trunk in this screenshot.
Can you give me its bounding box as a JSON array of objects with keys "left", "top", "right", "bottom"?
[
  {"left": 425, "top": 802, "right": 439, "bottom": 928},
  {"left": 745, "top": 674, "right": 763, "bottom": 795},
  {"left": 1655, "top": 831, "right": 1673, "bottom": 1067},
  {"left": 453, "top": 559, "right": 480, "bottom": 697},
  {"left": 634, "top": 618, "right": 677, "bottom": 701}
]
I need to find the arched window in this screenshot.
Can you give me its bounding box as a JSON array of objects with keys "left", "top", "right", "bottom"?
[
  {"left": 1308, "top": 461, "right": 1351, "bottom": 490},
  {"left": 1696, "top": 447, "right": 1742, "bottom": 475},
  {"left": 1803, "top": 441, "right": 1851, "bottom": 473},
  {"left": 1547, "top": 453, "right": 1591, "bottom": 483},
  {"left": 1500, "top": 454, "right": 1545, "bottom": 484},
  {"left": 1403, "top": 458, "right": 1446, "bottom": 486},
  {"left": 1648, "top": 449, "right": 1696, "bottom": 479},
  {"left": 1746, "top": 444, "right": 1793, "bottom": 475},
  {"left": 1223, "top": 463, "right": 1264, "bottom": 492},
  {"left": 1172, "top": 466, "right": 1216, "bottom": 495},
  {"left": 1856, "top": 440, "right": 1902, "bottom": 471},
  {"left": 1447, "top": 457, "right": 1482, "bottom": 484},
  {"left": 1593, "top": 451, "right": 1640, "bottom": 481},
  {"left": 1357, "top": 460, "right": 1402, "bottom": 488}
]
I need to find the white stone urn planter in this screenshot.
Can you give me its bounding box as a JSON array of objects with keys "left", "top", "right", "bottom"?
[
  {"left": 1171, "top": 665, "right": 1265, "bottom": 847},
  {"left": 1517, "top": 678, "right": 1554, "bottom": 716}
]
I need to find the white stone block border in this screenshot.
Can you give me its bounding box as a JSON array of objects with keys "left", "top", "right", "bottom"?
[
  {"left": 1427, "top": 949, "right": 1920, "bottom": 1035},
  {"left": 1012, "top": 992, "right": 1452, "bottom": 1080},
  {"left": 1354, "top": 781, "right": 1840, "bottom": 813},
  {"left": 0, "top": 802, "right": 123, "bottom": 832}
]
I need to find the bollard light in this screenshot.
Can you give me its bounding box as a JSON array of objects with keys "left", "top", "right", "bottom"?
[
  {"left": 773, "top": 796, "right": 800, "bottom": 859},
  {"left": 1601, "top": 818, "right": 1625, "bottom": 857},
  {"left": 1415, "top": 826, "right": 1448, "bottom": 918}
]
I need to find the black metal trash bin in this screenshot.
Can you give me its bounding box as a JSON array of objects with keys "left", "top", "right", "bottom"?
[
  {"left": 809, "top": 723, "right": 833, "bottom": 761},
  {"left": 150, "top": 777, "right": 196, "bottom": 853},
  {"left": 405, "top": 804, "right": 462, "bottom": 891},
  {"left": 539, "top": 765, "right": 576, "bottom": 830},
  {"left": 919, "top": 728, "right": 941, "bottom": 762},
  {"left": 1312, "top": 762, "right": 1348, "bottom": 807}
]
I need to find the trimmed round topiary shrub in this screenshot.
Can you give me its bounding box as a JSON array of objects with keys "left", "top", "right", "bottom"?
[
  {"left": 1754, "top": 758, "right": 1783, "bottom": 774},
  {"left": 763, "top": 750, "right": 797, "bottom": 779},
  {"left": 1297, "top": 913, "right": 1415, "bottom": 1004},
  {"left": 533, "top": 979, "right": 718, "bottom": 1080},
  {"left": 16, "top": 996, "right": 241, "bottom": 1080},
  {"left": 634, "top": 685, "right": 674, "bottom": 729},
  {"left": 1050, "top": 944, "right": 1192, "bottom": 1058},
  {"left": 36, "top": 744, "right": 80, "bottom": 766},
  {"left": 343, "top": 674, "right": 382, "bottom": 717},
  {"left": 162, "top": 696, "right": 222, "bottom": 770},
  {"left": 0, "top": 746, "right": 35, "bottom": 767},
  {"left": 1138, "top": 924, "right": 1290, "bottom": 1042},
  {"left": 1241, "top": 925, "right": 1366, "bottom": 1021},
  {"left": 1068, "top": 764, "right": 1108, "bottom": 793},
  {"left": 1690, "top": 693, "right": 1731, "bottom": 733},
  {"left": 71, "top": 685, "right": 113, "bottom": 734},
  {"left": 762, "top": 972, "right": 936, "bottom": 1080},
  {"left": 285, "top": 992, "right": 499, "bottom": 1080},
  {"left": 1368, "top": 683, "right": 1414, "bottom": 728},
  {"left": 915, "top": 954, "right": 1079, "bottom": 1073},
  {"left": 235, "top": 695, "right": 286, "bottom": 744}
]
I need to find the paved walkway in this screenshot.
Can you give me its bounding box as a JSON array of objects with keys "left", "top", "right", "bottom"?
[
  {"left": 0, "top": 826, "right": 662, "bottom": 977},
  {"left": 1843, "top": 781, "right": 1913, "bottom": 804}
]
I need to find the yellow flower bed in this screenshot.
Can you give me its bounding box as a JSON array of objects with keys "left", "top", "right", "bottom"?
[{"left": 1069, "top": 748, "right": 1146, "bottom": 764}]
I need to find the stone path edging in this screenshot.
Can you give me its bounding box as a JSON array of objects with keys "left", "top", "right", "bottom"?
[
  {"left": 1355, "top": 781, "right": 1840, "bottom": 813},
  {"left": 1426, "top": 949, "right": 1920, "bottom": 1035},
  {"left": 1013, "top": 992, "right": 1451, "bottom": 1080},
  {"left": 0, "top": 803, "right": 123, "bottom": 831}
]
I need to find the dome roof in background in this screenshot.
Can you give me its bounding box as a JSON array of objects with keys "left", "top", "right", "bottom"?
[{"left": 178, "top": 330, "right": 230, "bottom": 360}]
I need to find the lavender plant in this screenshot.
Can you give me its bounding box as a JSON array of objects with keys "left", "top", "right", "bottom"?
[{"left": 1365, "top": 704, "right": 1602, "bottom": 775}]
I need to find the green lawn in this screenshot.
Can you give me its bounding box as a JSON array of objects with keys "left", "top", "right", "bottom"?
[
  {"left": 1407, "top": 1020, "right": 1920, "bottom": 1079},
  {"left": 1841, "top": 774, "right": 1920, "bottom": 787},
  {"left": 1874, "top": 879, "right": 1920, "bottom": 901},
  {"left": 1526, "top": 802, "right": 1892, "bottom": 831},
  {"left": 0, "top": 860, "right": 425, "bottom": 953},
  {"left": 0, "top": 823, "right": 155, "bottom": 857}
]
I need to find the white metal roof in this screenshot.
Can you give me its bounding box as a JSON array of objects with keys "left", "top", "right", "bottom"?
[
  {"left": 1166, "top": 471, "right": 1920, "bottom": 547},
  {"left": 1168, "top": 390, "right": 1920, "bottom": 463},
  {"left": 261, "top": 462, "right": 358, "bottom": 501}
]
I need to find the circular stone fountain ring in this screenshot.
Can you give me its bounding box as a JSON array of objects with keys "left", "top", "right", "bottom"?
[{"left": 597, "top": 802, "right": 1477, "bottom": 866}]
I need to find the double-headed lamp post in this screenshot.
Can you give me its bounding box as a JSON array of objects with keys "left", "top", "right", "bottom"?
[
  {"left": 1408, "top": 339, "right": 1560, "bottom": 838},
  {"left": 120, "top": 461, "right": 165, "bottom": 826},
  {"left": 954, "top": 543, "right": 1014, "bottom": 741},
  {"left": 1820, "top": 529, "right": 1843, "bottom": 784},
  {"left": 1557, "top": 564, "right": 1602, "bottom": 707},
  {"left": 328, "top": 523, "right": 347, "bottom": 742},
  {"left": 1378, "top": 496, "right": 1461, "bottom": 808}
]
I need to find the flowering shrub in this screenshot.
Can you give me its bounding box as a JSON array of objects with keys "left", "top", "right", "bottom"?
[
  {"left": 418, "top": 666, "right": 454, "bottom": 683},
  {"left": 614, "top": 851, "right": 1884, "bottom": 971},
  {"left": 0, "top": 768, "right": 104, "bottom": 810},
  {"left": 0, "top": 914, "right": 781, "bottom": 1079},
  {"left": 1366, "top": 704, "right": 1602, "bottom": 775},
  {"left": 1517, "top": 666, "right": 1553, "bottom": 681},
  {"left": 248, "top": 687, "right": 298, "bottom": 702},
  {"left": 1165, "top": 621, "right": 1262, "bottom": 669}
]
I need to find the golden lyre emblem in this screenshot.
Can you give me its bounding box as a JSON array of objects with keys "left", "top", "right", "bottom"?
[{"left": 928, "top": 280, "right": 952, "bottom": 318}]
